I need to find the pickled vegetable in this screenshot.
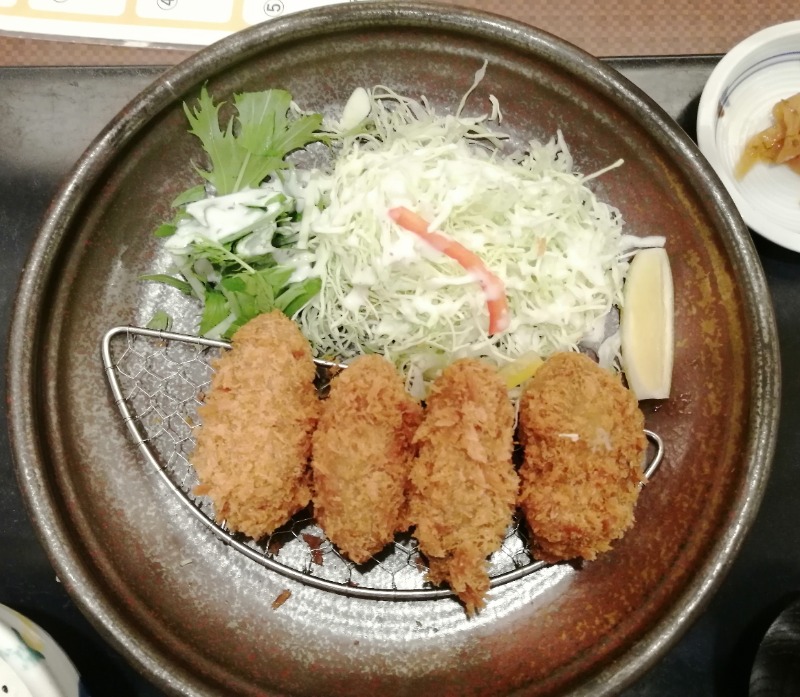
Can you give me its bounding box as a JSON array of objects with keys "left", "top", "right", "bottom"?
[{"left": 735, "top": 92, "right": 800, "bottom": 179}]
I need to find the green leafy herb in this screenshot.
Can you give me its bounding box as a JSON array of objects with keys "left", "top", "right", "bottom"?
[
  {"left": 183, "top": 86, "right": 326, "bottom": 196},
  {"left": 275, "top": 277, "right": 322, "bottom": 317},
  {"left": 145, "top": 86, "right": 327, "bottom": 339},
  {"left": 171, "top": 184, "right": 206, "bottom": 207},
  {"left": 199, "top": 289, "right": 229, "bottom": 335},
  {"left": 140, "top": 274, "right": 193, "bottom": 294},
  {"left": 146, "top": 310, "right": 173, "bottom": 331},
  {"left": 153, "top": 223, "right": 177, "bottom": 238},
  {"left": 214, "top": 265, "right": 302, "bottom": 338}
]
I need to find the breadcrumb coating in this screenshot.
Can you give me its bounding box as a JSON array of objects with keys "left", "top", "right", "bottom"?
[
  {"left": 518, "top": 352, "right": 647, "bottom": 562},
  {"left": 188, "top": 314, "right": 650, "bottom": 613},
  {"left": 311, "top": 354, "right": 423, "bottom": 563},
  {"left": 191, "top": 311, "right": 319, "bottom": 539},
  {"left": 408, "top": 359, "right": 518, "bottom": 614}
]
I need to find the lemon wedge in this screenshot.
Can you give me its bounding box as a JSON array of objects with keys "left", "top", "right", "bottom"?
[
  {"left": 620, "top": 247, "right": 674, "bottom": 400},
  {"left": 498, "top": 351, "right": 544, "bottom": 389}
]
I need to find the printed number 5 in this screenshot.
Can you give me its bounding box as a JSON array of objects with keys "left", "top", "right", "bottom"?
[{"left": 263, "top": 1, "right": 284, "bottom": 16}]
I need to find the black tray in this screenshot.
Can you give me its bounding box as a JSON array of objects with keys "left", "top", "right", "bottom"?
[{"left": 1, "top": 56, "right": 798, "bottom": 697}]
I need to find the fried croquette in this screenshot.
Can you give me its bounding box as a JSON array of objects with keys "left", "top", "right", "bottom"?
[
  {"left": 518, "top": 351, "right": 647, "bottom": 563},
  {"left": 408, "top": 359, "right": 518, "bottom": 614},
  {"left": 311, "top": 354, "right": 423, "bottom": 563},
  {"left": 191, "top": 311, "right": 319, "bottom": 539}
]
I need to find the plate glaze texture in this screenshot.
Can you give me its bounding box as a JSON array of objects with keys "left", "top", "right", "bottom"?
[{"left": 8, "top": 2, "right": 779, "bottom": 696}]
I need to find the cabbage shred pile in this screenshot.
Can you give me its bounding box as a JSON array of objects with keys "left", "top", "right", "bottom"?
[{"left": 150, "top": 69, "right": 633, "bottom": 396}]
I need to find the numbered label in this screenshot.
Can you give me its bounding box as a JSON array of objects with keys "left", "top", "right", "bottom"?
[
  {"left": 242, "top": 0, "right": 346, "bottom": 25},
  {"left": 27, "top": 0, "right": 127, "bottom": 15},
  {"left": 135, "top": 0, "right": 233, "bottom": 22}
]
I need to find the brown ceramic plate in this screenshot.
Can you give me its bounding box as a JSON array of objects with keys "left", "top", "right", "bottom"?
[{"left": 7, "top": 3, "right": 780, "bottom": 696}]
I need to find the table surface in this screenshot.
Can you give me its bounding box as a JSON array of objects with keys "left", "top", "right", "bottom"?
[{"left": 1, "top": 11, "right": 800, "bottom": 697}]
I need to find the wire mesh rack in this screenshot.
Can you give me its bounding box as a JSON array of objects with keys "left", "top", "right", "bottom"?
[{"left": 101, "top": 325, "right": 663, "bottom": 601}]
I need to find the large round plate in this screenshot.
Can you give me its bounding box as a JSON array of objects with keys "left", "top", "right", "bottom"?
[{"left": 7, "top": 3, "right": 779, "bottom": 695}]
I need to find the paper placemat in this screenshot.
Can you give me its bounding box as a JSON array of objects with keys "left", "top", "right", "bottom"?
[{"left": 0, "top": 0, "right": 372, "bottom": 46}]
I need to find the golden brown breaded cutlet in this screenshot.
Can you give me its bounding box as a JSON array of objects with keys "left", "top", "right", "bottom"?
[
  {"left": 191, "top": 311, "right": 319, "bottom": 540},
  {"left": 408, "top": 359, "right": 518, "bottom": 614},
  {"left": 518, "top": 351, "right": 647, "bottom": 563},
  {"left": 311, "top": 354, "right": 423, "bottom": 564}
]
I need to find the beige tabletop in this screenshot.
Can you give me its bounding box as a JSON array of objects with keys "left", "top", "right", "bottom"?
[{"left": 0, "top": 0, "right": 798, "bottom": 66}]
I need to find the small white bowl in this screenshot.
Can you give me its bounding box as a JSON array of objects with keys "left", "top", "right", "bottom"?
[
  {"left": 697, "top": 21, "right": 800, "bottom": 252},
  {"left": 0, "top": 604, "right": 85, "bottom": 697}
]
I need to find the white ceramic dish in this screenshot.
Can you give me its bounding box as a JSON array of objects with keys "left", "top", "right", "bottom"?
[
  {"left": 697, "top": 20, "right": 800, "bottom": 252},
  {"left": 0, "top": 604, "right": 86, "bottom": 697}
]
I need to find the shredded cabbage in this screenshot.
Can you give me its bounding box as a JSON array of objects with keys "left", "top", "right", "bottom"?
[{"left": 286, "top": 86, "right": 630, "bottom": 396}]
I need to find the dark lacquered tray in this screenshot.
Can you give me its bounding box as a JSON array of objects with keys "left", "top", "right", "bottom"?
[{"left": 0, "top": 55, "right": 797, "bottom": 697}]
